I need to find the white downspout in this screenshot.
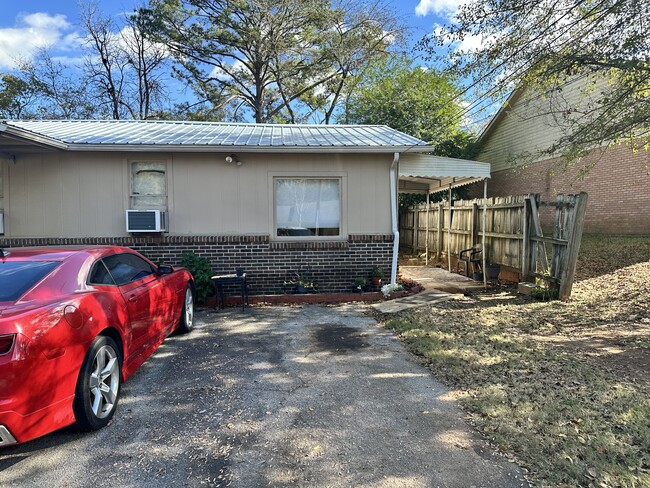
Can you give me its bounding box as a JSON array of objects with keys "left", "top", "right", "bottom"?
[{"left": 390, "top": 152, "right": 400, "bottom": 285}]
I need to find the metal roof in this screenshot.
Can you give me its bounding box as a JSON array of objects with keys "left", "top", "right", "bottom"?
[
  {"left": 399, "top": 154, "right": 491, "bottom": 194},
  {"left": 0, "top": 120, "right": 431, "bottom": 153}
]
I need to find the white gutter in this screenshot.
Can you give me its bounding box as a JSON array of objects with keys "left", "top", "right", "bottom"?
[{"left": 390, "top": 152, "right": 400, "bottom": 285}]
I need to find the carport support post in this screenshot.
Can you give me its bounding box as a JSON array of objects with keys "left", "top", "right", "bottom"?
[{"left": 425, "top": 192, "right": 430, "bottom": 265}]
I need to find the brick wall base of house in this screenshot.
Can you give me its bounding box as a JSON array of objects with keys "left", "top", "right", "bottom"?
[
  {"left": 0, "top": 234, "right": 394, "bottom": 295},
  {"left": 469, "top": 144, "right": 650, "bottom": 235}
]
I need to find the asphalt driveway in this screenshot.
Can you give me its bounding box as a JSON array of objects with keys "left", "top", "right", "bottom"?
[{"left": 0, "top": 304, "right": 527, "bottom": 487}]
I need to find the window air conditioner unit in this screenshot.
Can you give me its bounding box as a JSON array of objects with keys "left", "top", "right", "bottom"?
[
  {"left": 126, "top": 209, "right": 167, "bottom": 233},
  {"left": 0, "top": 212, "right": 4, "bottom": 234}
]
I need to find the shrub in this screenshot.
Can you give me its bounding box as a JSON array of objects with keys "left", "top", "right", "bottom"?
[{"left": 180, "top": 252, "right": 213, "bottom": 304}]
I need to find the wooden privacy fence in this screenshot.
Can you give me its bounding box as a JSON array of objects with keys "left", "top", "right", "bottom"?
[{"left": 399, "top": 192, "right": 588, "bottom": 299}]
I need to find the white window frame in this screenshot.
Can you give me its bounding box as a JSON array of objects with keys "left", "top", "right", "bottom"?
[
  {"left": 269, "top": 172, "right": 347, "bottom": 241},
  {"left": 129, "top": 160, "right": 168, "bottom": 210}
]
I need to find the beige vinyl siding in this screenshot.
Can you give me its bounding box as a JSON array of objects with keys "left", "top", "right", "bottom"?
[
  {"left": 6, "top": 152, "right": 126, "bottom": 237},
  {"left": 168, "top": 152, "right": 392, "bottom": 236},
  {"left": 479, "top": 75, "right": 607, "bottom": 172},
  {"left": 3, "top": 151, "right": 392, "bottom": 237}
]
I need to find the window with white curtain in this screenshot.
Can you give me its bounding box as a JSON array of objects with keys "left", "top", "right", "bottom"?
[
  {"left": 274, "top": 178, "right": 341, "bottom": 237},
  {"left": 130, "top": 161, "right": 167, "bottom": 209}
]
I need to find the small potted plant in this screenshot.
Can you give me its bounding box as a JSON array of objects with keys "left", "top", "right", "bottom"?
[
  {"left": 370, "top": 266, "right": 384, "bottom": 285},
  {"left": 284, "top": 273, "right": 316, "bottom": 294},
  {"left": 353, "top": 278, "right": 368, "bottom": 293}
]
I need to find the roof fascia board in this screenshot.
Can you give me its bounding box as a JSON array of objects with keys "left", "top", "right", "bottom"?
[{"left": 475, "top": 86, "right": 526, "bottom": 145}]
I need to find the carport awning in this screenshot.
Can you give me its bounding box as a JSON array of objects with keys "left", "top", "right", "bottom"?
[{"left": 398, "top": 154, "right": 490, "bottom": 194}]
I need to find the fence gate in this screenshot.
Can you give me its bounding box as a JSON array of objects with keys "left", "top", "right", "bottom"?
[{"left": 399, "top": 192, "right": 588, "bottom": 299}]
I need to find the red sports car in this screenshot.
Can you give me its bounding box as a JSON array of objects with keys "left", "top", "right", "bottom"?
[{"left": 0, "top": 246, "right": 195, "bottom": 446}]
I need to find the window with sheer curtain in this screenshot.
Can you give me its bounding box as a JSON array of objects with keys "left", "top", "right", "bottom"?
[{"left": 274, "top": 178, "right": 341, "bottom": 237}]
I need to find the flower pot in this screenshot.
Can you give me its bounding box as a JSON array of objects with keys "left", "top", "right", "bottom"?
[
  {"left": 371, "top": 277, "right": 382, "bottom": 285},
  {"left": 486, "top": 264, "right": 500, "bottom": 280},
  {"left": 294, "top": 285, "right": 313, "bottom": 294}
]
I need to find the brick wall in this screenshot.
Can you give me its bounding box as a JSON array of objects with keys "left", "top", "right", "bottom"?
[
  {"left": 0, "top": 234, "right": 394, "bottom": 295},
  {"left": 469, "top": 144, "right": 650, "bottom": 235}
]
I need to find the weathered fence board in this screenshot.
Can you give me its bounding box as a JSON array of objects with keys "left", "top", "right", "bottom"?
[{"left": 399, "top": 192, "right": 588, "bottom": 298}]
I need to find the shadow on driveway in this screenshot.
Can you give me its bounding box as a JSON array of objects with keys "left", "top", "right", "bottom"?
[{"left": 0, "top": 304, "right": 528, "bottom": 488}]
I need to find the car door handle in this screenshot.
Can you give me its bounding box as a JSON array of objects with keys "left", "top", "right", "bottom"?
[{"left": 128, "top": 294, "right": 138, "bottom": 303}]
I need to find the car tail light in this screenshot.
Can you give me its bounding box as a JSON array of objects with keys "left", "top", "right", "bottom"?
[{"left": 0, "top": 334, "right": 15, "bottom": 355}]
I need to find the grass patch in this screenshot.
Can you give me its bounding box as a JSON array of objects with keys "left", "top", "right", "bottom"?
[
  {"left": 385, "top": 312, "right": 649, "bottom": 487},
  {"left": 385, "top": 237, "right": 650, "bottom": 487}
]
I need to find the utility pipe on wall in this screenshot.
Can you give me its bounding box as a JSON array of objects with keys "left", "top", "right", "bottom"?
[{"left": 390, "top": 152, "right": 400, "bottom": 285}]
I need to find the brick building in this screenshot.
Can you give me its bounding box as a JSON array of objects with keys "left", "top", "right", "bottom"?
[
  {"left": 1, "top": 120, "right": 488, "bottom": 294},
  {"left": 471, "top": 76, "right": 650, "bottom": 235}
]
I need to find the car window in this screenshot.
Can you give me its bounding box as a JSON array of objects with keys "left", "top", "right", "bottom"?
[
  {"left": 102, "top": 253, "right": 156, "bottom": 286},
  {"left": 0, "top": 261, "right": 61, "bottom": 301},
  {"left": 88, "top": 260, "right": 116, "bottom": 286}
]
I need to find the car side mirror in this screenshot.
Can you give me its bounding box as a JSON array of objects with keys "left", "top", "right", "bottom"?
[{"left": 157, "top": 264, "right": 174, "bottom": 275}]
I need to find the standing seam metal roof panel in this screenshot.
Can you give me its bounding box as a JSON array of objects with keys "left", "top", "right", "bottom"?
[{"left": 3, "top": 120, "right": 431, "bottom": 149}]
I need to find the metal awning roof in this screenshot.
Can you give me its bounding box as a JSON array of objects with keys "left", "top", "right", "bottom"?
[
  {"left": 398, "top": 154, "right": 491, "bottom": 194},
  {"left": 0, "top": 120, "right": 432, "bottom": 153}
]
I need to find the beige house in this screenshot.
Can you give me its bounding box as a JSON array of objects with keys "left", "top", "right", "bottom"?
[
  {"left": 0, "top": 120, "right": 489, "bottom": 294},
  {"left": 473, "top": 75, "right": 650, "bottom": 235}
]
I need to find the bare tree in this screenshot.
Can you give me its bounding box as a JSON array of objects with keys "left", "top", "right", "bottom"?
[
  {"left": 140, "top": 0, "right": 405, "bottom": 123},
  {"left": 81, "top": 1, "right": 170, "bottom": 119},
  {"left": 18, "top": 50, "right": 94, "bottom": 119}
]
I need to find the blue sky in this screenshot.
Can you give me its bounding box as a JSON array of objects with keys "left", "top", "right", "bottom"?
[{"left": 0, "top": 1, "right": 464, "bottom": 71}]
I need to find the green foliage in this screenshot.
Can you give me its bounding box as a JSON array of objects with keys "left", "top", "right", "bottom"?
[
  {"left": 179, "top": 252, "right": 213, "bottom": 304},
  {"left": 398, "top": 186, "right": 470, "bottom": 210},
  {"left": 354, "top": 277, "right": 368, "bottom": 287},
  {"left": 344, "top": 57, "right": 466, "bottom": 146},
  {"left": 371, "top": 266, "right": 384, "bottom": 278},
  {"left": 0, "top": 73, "right": 33, "bottom": 118},
  {"left": 420, "top": 0, "right": 650, "bottom": 167},
  {"left": 140, "top": 0, "right": 404, "bottom": 123}
]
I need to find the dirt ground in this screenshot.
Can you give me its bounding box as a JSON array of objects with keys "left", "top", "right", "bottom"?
[{"left": 399, "top": 236, "right": 650, "bottom": 389}]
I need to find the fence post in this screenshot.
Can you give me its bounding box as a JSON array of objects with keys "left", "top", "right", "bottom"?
[
  {"left": 522, "top": 196, "right": 531, "bottom": 280},
  {"left": 471, "top": 203, "right": 478, "bottom": 245},
  {"left": 558, "top": 192, "right": 588, "bottom": 300},
  {"left": 413, "top": 205, "right": 420, "bottom": 256},
  {"left": 437, "top": 203, "right": 444, "bottom": 261}
]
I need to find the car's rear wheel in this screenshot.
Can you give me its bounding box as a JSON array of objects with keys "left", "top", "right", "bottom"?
[
  {"left": 177, "top": 284, "right": 194, "bottom": 334},
  {"left": 73, "top": 335, "right": 121, "bottom": 431}
]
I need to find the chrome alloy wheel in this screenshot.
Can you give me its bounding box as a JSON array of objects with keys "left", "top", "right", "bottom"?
[
  {"left": 184, "top": 286, "right": 194, "bottom": 328},
  {"left": 88, "top": 345, "right": 120, "bottom": 419}
]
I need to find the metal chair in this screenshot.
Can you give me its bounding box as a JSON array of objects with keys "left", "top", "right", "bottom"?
[{"left": 457, "top": 246, "right": 482, "bottom": 277}]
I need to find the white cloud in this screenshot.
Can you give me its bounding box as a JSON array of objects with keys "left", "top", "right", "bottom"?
[
  {"left": 0, "top": 12, "right": 78, "bottom": 69},
  {"left": 457, "top": 34, "right": 485, "bottom": 53},
  {"left": 209, "top": 60, "right": 248, "bottom": 81},
  {"left": 415, "top": 0, "right": 464, "bottom": 18}
]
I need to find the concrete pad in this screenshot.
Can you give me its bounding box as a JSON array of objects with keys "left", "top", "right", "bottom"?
[
  {"left": 215, "top": 305, "right": 528, "bottom": 487},
  {"left": 0, "top": 305, "right": 528, "bottom": 488}
]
